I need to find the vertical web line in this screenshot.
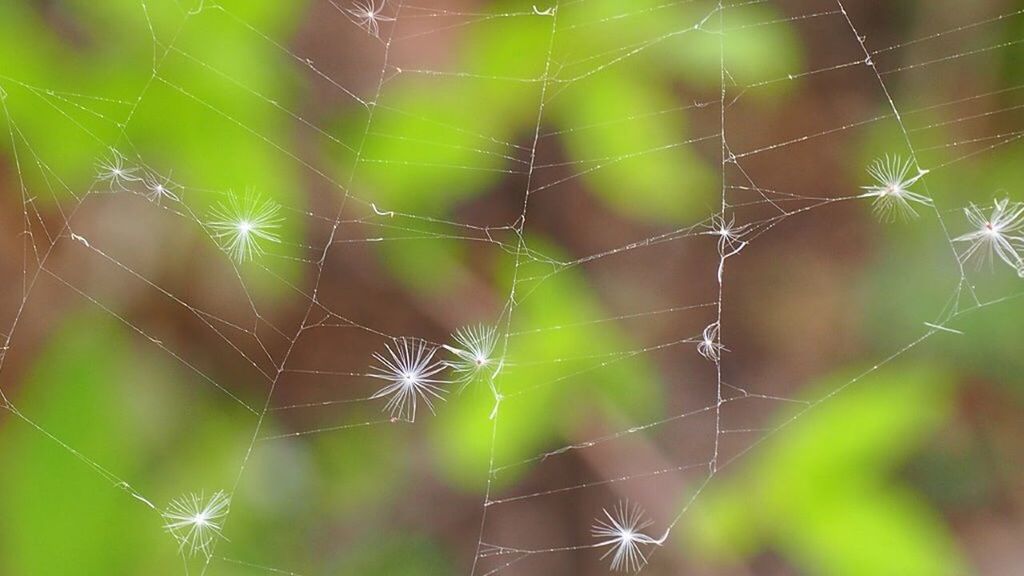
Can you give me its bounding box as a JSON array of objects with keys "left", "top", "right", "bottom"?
[
  {"left": 644, "top": 6, "right": 1021, "bottom": 566},
  {"left": 711, "top": 0, "right": 727, "bottom": 475},
  {"left": 199, "top": 4, "right": 407, "bottom": 574},
  {"left": 470, "top": 4, "right": 561, "bottom": 575},
  {"left": 638, "top": 6, "right": 732, "bottom": 569}
]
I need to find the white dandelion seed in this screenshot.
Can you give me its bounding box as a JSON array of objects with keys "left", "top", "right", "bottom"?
[
  {"left": 443, "top": 324, "right": 498, "bottom": 391},
  {"left": 860, "top": 154, "right": 932, "bottom": 221},
  {"left": 696, "top": 321, "right": 725, "bottom": 363},
  {"left": 705, "top": 213, "right": 749, "bottom": 282},
  {"left": 96, "top": 148, "right": 140, "bottom": 191},
  {"left": 142, "top": 172, "right": 180, "bottom": 205},
  {"left": 592, "top": 501, "right": 662, "bottom": 573},
  {"left": 369, "top": 337, "right": 448, "bottom": 422},
  {"left": 954, "top": 197, "right": 1024, "bottom": 276},
  {"left": 161, "top": 490, "right": 230, "bottom": 559},
  {"left": 345, "top": 0, "right": 395, "bottom": 38},
  {"left": 206, "top": 192, "right": 283, "bottom": 264},
  {"left": 706, "top": 213, "right": 748, "bottom": 257}
]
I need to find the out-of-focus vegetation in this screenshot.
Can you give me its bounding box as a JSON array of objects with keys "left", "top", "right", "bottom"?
[
  {"left": 689, "top": 365, "right": 965, "bottom": 576},
  {"left": 1, "top": 0, "right": 1021, "bottom": 574}
]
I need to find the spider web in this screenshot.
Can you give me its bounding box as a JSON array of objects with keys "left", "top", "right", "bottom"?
[{"left": 0, "top": 0, "right": 1022, "bottom": 574}]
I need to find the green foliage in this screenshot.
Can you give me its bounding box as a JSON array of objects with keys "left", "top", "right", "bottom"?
[
  {"left": 346, "top": 0, "right": 800, "bottom": 490},
  {"left": 0, "top": 0, "right": 306, "bottom": 282},
  {"left": 859, "top": 115, "right": 1024, "bottom": 394},
  {"left": 0, "top": 311, "right": 271, "bottom": 573},
  {"left": 2, "top": 1, "right": 992, "bottom": 574},
  {"left": 557, "top": 71, "right": 715, "bottom": 222},
  {"left": 343, "top": 0, "right": 800, "bottom": 226},
  {"left": 313, "top": 419, "right": 406, "bottom": 514},
  {"left": 433, "top": 239, "right": 663, "bottom": 488},
  {"left": 334, "top": 535, "right": 453, "bottom": 575},
  {"left": 686, "top": 365, "right": 968, "bottom": 576},
  {"left": 0, "top": 313, "right": 171, "bottom": 573}
]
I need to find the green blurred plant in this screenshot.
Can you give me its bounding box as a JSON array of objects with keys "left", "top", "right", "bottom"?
[
  {"left": 0, "top": 0, "right": 306, "bottom": 281},
  {"left": 687, "top": 365, "right": 969, "bottom": 576},
  {"left": 338, "top": 0, "right": 801, "bottom": 487}
]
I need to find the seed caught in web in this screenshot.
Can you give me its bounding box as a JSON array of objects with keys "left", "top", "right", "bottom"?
[
  {"left": 443, "top": 324, "right": 499, "bottom": 391},
  {"left": 369, "top": 337, "right": 449, "bottom": 422},
  {"left": 706, "top": 213, "right": 749, "bottom": 257},
  {"left": 860, "top": 154, "right": 931, "bottom": 222},
  {"left": 206, "top": 191, "right": 283, "bottom": 264},
  {"left": 591, "top": 500, "right": 662, "bottom": 573},
  {"left": 697, "top": 321, "right": 725, "bottom": 363},
  {"left": 142, "top": 171, "right": 180, "bottom": 205},
  {"left": 954, "top": 197, "right": 1024, "bottom": 276},
  {"left": 344, "top": 0, "right": 395, "bottom": 39},
  {"left": 95, "top": 147, "right": 140, "bottom": 192},
  {"left": 162, "top": 490, "right": 230, "bottom": 559}
]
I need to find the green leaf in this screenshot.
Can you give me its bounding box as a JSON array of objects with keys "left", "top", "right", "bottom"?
[
  {"left": 432, "top": 238, "right": 663, "bottom": 488},
  {"left": 661, "top": 2, "right": 803, "bottom": 93},
  {"left": 0, "top": 0, "right": 307, "bottom": 286},
  {"left": 0, "top": 313, "right": 169, "bottom": 574},
  {"left": 686, "top": 364, "right": 969, "bottom": 576},
  {"left": 556, "top": 70, "right": 716, "bottom": 222},
  {"left": 333, "top": 534, "right": 452, "bottom": 576}
]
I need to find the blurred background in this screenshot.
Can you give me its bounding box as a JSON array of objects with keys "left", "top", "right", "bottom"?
[{"left": 1, "top": 0, "right": 1023, "bottom": 574}]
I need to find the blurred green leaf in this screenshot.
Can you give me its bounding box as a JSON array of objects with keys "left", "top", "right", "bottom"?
[
  {"left": 344, "top": 1, "right": 801, "bottom": 490},
  {"left": 334, "top": 534, "right": 452, "bottom": 576},
  {"left": 660, "top": 2, "right": 803, "bottom": 92},
  {"left": 343, "top": 0, "right": 801, "bottom": 228},
  {"left": 860, "top": 116, "right": 1024, "bottom": 395},
  {"left": 686, "top": 364, "right": 968, "bottom": 576},
  {"left": 0, "top": 312, "right": 168, "bottom": 574},
  {"left": 313, "top": 416, "right": 406, "bottom": 514},
  {"left": 555, "top": 70, "right": 716, "bottom": 222},
  {"left": 0, "top": 0, "right": 306, "bottom": 285},
  {"left": 0, "top": 308, "right": 289, "bottom": 573},
  {"left": 433, "top": 238, "right": 663, "bottom": 488}
]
